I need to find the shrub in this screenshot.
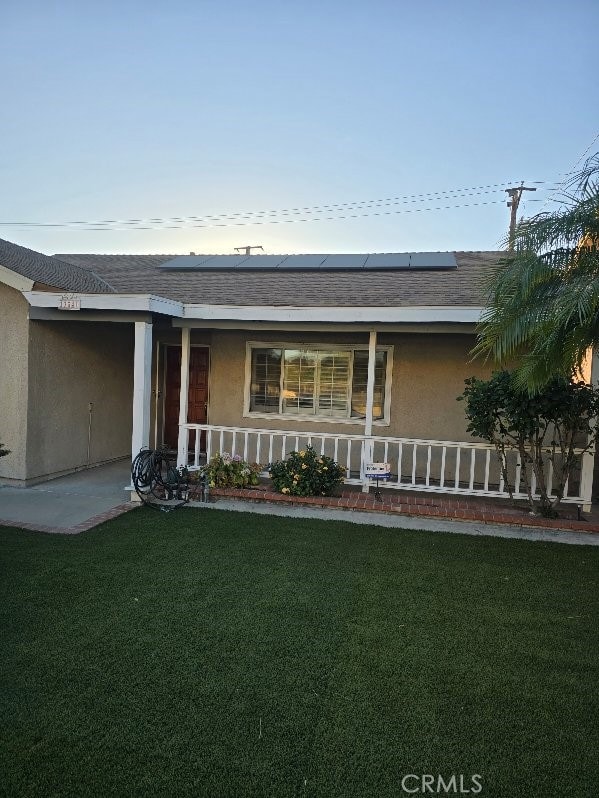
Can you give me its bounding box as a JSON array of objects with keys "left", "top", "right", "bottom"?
[
  {"left": 0, "top": 441, "right": 8, "bottom": 458},
  {"left": 201, "top": 452, "right": 262, "bottom": 489},
  {"left": 269, "top": 445, "right": 345, "bottom": 496},
  {"left": 459, "top": 371, "right": 599, "bottom": 517}
]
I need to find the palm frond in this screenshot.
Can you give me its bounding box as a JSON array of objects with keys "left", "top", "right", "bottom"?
[{"left": 475, "top": 152, "right": 599, "bottom": 391}]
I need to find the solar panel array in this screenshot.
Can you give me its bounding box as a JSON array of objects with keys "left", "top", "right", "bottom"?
[{"left": 158, "top": 252, "right": 457, "bottom": 271}]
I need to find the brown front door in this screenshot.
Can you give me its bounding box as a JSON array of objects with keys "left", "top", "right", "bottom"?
[{"left": 163, "top": 346, "right": 209, "bottom": 450}]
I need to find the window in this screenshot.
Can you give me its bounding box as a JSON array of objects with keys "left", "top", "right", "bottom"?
[
  {"left": 351, "top": 350, "right": 387, "bottom": 420},
  {"left": 247, "top": 343, "right": 391, "bottom": 423}
]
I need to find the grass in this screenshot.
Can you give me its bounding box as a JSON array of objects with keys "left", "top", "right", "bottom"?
[{"left": 1, "top": 508, "right": 598, "bottom": 797}]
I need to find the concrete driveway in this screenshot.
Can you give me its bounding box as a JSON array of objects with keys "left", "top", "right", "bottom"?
[{"left": 0, "top": 460, "right": 133, "bottom": 530}]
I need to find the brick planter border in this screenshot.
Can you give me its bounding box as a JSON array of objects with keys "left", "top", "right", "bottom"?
[{"left": 198, "top": 487, "right": 599, "bottom": 534}]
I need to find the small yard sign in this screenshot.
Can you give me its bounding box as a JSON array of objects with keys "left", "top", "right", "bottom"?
[
  {"left": 365, "top": 462, "right": 391, "bottom": 480},
  {"left": 58, "top": 295, "right": 81, "bottom": 310}
]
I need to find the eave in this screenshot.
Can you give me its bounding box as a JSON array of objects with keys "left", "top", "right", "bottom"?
[{"left": 22, "top": 290, "right": 484, "bottom": 325}]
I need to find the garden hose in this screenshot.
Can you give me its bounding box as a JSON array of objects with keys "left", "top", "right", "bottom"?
[{"left": 131, "top": 448, "right": 190, "bottom": 512}]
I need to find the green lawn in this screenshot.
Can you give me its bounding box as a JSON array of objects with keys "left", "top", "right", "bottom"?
[{"left": 1, "top": 509, "right": 598, "bottom": 798}]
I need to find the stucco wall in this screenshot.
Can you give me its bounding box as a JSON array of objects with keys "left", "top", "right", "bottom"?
[
  {"left": 0, "top": 283, "right": 30, "bottom": 481},
  {"left": 26, "top": 320, "right": 134, "bottom": 481},
  {"left": 204, "top": 328, "right": 491, "bottom": 442},
  {"left": 385, "top": 333, "right": 491, "bottom": 441}
]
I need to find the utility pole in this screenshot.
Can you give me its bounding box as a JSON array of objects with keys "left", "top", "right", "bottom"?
[
  {"left": 234, "top": 245, "right": 264, "bottom": 256},
  {"left": 505, "top": 183, "right": 537, "bottom": 250}
]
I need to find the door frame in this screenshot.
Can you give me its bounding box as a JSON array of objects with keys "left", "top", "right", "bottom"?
[{"left": 158, "top": 343, "right": 211, "bottom": 448}]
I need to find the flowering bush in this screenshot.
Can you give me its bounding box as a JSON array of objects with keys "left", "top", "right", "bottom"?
[
  {"left": 201, "top": 452, "right": 262, "bottom": 489},
  {"left": 269, "top": 445, "right": 345, "bottom": 496}
]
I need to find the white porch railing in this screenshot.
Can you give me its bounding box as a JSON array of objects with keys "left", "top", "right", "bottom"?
[{"left": 179, "top": 423, "right": 593, "bottom": 507}]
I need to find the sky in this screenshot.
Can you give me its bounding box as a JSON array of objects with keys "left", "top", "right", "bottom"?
[{"left": 1, "top": 0, "right": 597, "bottom": 256}]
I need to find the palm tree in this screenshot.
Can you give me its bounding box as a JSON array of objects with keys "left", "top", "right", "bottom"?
[{"left": 474, "top": 154, "right": 599, "bottom": 391}]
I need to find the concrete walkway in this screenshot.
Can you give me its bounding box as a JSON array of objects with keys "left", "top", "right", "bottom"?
[
  {"left": 193, "top": 498, "right": 599, "bottom": 546},
  {"left": 0, "top": 460, "right": 132, "bottom": 530}
]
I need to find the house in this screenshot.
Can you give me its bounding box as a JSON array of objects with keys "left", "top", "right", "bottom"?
[{"left": 0, "top": 238, "right": 594, "bottom": 507}]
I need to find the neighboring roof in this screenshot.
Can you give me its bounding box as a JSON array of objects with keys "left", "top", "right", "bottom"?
[
  {"left": 57, "top": 251, "right": 501, "bottom": 307},
  {"left": 0, "top": 238, "right": 113, "bottom": 294}
]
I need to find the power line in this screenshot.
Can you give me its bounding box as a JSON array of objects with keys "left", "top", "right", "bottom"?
[
  {"left": 489, "top": 141, "right": 598, "bottom": 248},
  {"left": 0, "top": 181, "right": 550, "bottom": 231},
  {"left": 14, "top": 199, "right": 513, "bottom": 233},
  {"left": 567, "top": 131, "right": 599, "bottom": 174},
  {"left": 535, "top": 132, "right": 599, "bottom": 215},
  {"left": 0, "top": 188, "right": 504, "bottom": 228}
]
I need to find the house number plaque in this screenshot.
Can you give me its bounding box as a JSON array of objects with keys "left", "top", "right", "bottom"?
[{"left": 58, "top": 295, "right": 81, "bottom": 310}]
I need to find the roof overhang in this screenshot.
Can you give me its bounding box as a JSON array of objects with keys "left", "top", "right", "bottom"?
[
  {"left": 22, "top": 290, "right": 483, "bottom": 324},
  {"left": 0, "top": 264, "right": 35, "bottom": 292},
  {"left": 181, "top": 303, "right": 484, "bottom": 323},
  {"left": 23, "top": 291, "right": 183, "bottom": 317}
]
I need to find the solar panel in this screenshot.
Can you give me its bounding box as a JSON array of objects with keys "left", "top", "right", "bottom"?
[
  {"left": 320, "top": 254, "right": 369, "bottom": 269},
  {"left": 195, "top": 255, "right": 250, "bottom": 268},
  {"left": 364, "top": 253, "right": 411, "bottom": 269},
  {"left": 235, "top": 254, "right": 289, "bottom": 269},
  {"left": 157, "top": 251, "right": 458, "bottom": 271},
  {"left": 159, "top": 255, "right": 213, "bottom": 269},
  {"left": 281, "top": 255, "right": 328, "bottom": 269},
  {"left": 409, "top": 252, "right": 457, "bottom": 269}
]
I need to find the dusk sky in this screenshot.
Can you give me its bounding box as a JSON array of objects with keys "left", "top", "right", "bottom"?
[{"left": 2, "top": 0, "right": 597, "bottom": 256}]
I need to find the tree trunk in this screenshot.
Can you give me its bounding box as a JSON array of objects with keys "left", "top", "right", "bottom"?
[{"left": 518, "top": 443, "right": 536, "bottom": 513}]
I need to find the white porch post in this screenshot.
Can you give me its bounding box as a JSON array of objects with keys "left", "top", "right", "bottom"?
[
  {"left": 580, "top": 350, "right": 599, "bottom": 512},
  {"left": 361, "top": 329, "right": 377, "bottom": 492},
  {"left": 176, "top": 327, "right": 191, "bottom": 468},
  {"left": 131, "top": 321, "right": 153, "bottom": 457}
]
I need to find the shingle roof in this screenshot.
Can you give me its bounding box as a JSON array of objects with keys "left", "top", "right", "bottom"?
[
  {"left": 56, "top": 251, "right": 500, "bottom": 307},
  {"left": 0, "top": 238, "right": 113, "bottom": 293}
]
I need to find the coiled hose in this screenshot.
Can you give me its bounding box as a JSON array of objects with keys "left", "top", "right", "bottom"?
[{"left": 131, "top": 448, "right": 189, "bottom": 512}]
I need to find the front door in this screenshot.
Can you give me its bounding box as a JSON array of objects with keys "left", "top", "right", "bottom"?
[{"left": 163, "top": 346, "right": 209, "bottom": 451}]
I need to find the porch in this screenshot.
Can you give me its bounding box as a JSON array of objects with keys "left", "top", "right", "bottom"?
[
  {"left": 137, "top": 323, "right": 594, "bottom": 510},
  {"left": 2, "top": 456, "right": 596, "bottom": 536},
  {"left": 178, "top": 422, "right": 594, "bottom": 510}
]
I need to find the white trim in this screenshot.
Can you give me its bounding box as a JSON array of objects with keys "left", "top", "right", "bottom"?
[
  {"left": 177, "top": 329, "right": 191, "bottom": 467},
  {"left": 580, "top": 348, "right": 599, "bottom": 511},
  {"left": 383, "top": 344, "right": 393, "bottom": 425},
  {"left": 153, "top": 344, "right": 161, "bottom": 450},
  {"left": 364, "top": 331, "right": 377, "bottom": 438},
  {"left": 243, "top": 340, "right": 393, "bottom": 425},
  {"left": 173, "top": 320, "right": 478, "bottom": 333},
  {"left": 183, "top": 423, "right": 589, "bottom": 505},
  {"left": 362, "top": 330, "right": 378, "bottom": 492},
  {"left": 22, "top": 289, "right": 483, "bottom": 324},
  {"left": 23, "top": 291, "right": 183, "bottom": 317},
  {"left": 242, "top": 411, "right": 391, "bottom": 428},
  {"left": 245, "top": 340, "right": 393, "bottom": 352},
  {"left": 131, "top": 322, "right": 153, "bottom": 457},
  {"left": 183, "top": 303, "right": 483, "bottom": 323},
  {"left": 0, "top": 264, "right": 34, "bottom": 292}
]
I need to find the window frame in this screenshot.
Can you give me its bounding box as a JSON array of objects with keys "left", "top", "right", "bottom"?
[{"left": 244, "top": 340, "right": 393, "bottom": 426}]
